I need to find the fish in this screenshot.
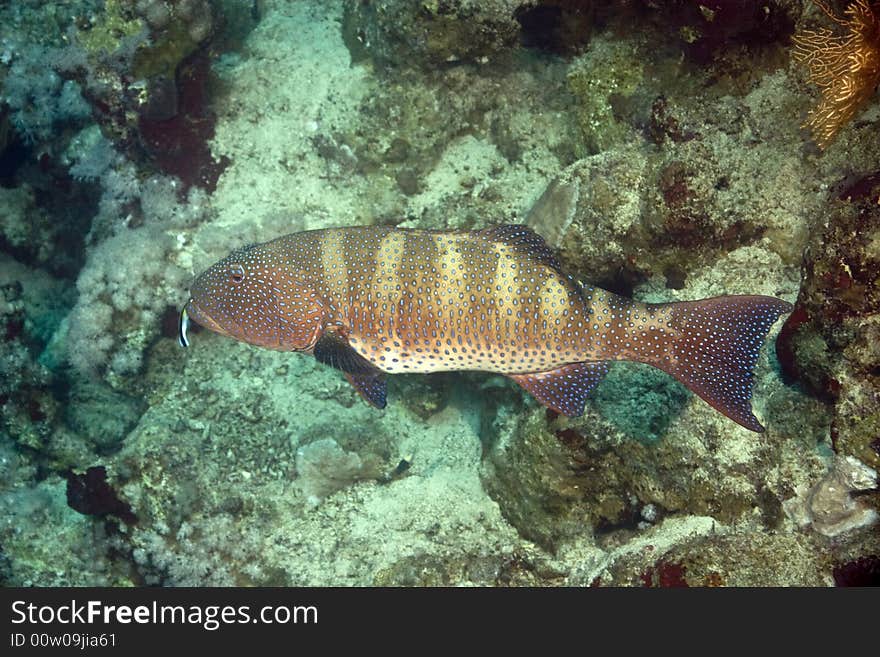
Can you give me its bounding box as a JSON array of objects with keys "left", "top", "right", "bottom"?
[
  {"left": 180, "top": 225, "right": 793, "bottom": 432},
  {"left": 178, "top": 304, "right": 191, "bottom": 348}
]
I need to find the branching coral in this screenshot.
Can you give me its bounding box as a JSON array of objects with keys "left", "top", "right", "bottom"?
[{"left": 792, "top": 0, "right": 880, "bottom": 149}]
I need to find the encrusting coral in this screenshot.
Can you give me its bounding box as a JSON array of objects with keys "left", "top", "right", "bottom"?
[{"left": 792, "top": 0, "right": 880, "bottom": 149}]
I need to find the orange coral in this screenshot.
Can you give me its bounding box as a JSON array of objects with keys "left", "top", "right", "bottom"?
[{"left": 792, "top": 0, "right": 880, "bottom": 149}]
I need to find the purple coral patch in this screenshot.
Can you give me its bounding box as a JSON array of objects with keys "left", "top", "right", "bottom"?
[
  {"left": 138, "top": 53, "right": 230, "bottom": 192},
  {"left": 642, "top": 560, "right": 689, "bottom": 587},
  {"left": 65, "top": 466, "right": 136, "bottom": 525},
  {"left": 833, "top": 556, "right": 880, "bottom": 587}
]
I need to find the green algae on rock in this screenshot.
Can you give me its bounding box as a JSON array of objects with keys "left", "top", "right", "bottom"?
[
  {"left": 528, "top": 71, "right": 822, "bottom": 292},
  {"left": 567, "top": 37, "right": 644, "bottom": 154},
  {"left": 342, "top": 0, "right": 524, "bottom": 68}
]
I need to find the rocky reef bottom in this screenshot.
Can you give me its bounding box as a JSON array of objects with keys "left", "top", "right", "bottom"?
[
  {"left": 2, "top": 320, "right": 876, "bottom": 586},
  {"left": 1, "top": 0, "right": 878, "bottom": 586}
]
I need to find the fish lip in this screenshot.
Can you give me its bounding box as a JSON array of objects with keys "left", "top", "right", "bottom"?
[{"left": 185, "top": 299, "right": 233, "bottom": 339}]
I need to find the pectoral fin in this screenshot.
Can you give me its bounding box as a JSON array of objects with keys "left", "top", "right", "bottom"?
[
  {"left": 509, "top": 361, "right": 609, "bottom": 417},
  {"left": 345, "top": 372, "right": 388, "bottom": 409},
  {"left": 312, "top": 331, "right": 388, "bottom": 409},
  {"left": 313, "top": 331, "right": 378, "bottom": 375}
]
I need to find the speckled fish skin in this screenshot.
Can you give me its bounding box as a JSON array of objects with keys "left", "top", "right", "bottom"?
[{"left": 184, "top": 225, "right": 793, "bottom": 432}]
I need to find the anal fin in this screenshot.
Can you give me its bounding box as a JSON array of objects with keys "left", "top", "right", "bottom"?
[{"left": 509, "top": 361, "right": 609, "bottom": 417}]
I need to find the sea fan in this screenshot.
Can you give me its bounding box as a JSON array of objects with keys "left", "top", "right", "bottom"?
[{"left": 792, "top": 0, "right": 880, "bottom": 149}]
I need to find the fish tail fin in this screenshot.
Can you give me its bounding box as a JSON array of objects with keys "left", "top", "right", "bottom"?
[{"left": 653, "top": 295, "right": 792, "bottom": 432}]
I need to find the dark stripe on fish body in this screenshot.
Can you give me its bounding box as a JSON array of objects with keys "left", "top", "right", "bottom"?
[
  {"left": 348, "top": 227, "right": 386, "bottom": 348},
  {"left": 318, "top": 228, "right": 346, "bottom": 321},
  {"left": 396, "top": 231, "right": 440, "bottom": 369}
]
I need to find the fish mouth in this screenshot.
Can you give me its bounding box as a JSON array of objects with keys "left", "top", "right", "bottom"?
[{"left": 183, "top": 299, "right": 234, "bottom": 341}]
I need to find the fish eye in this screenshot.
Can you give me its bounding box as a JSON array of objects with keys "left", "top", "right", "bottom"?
[{"left": 229, "top": 263, "right": 246, "bottom": 284}]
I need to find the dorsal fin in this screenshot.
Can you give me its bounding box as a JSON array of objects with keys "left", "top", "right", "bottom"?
[
  {"left": 509, "top": 361, "right": 609, "bottom": 417},
  {"left": 479, "top": 224, "right": 563, "bottom": 273}
]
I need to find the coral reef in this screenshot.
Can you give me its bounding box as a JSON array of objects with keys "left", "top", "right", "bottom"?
[
  {"left": 639, "top": 0, "right": 797, "bottom": 66},
  {"left": 64, "top": 0, "right": 233, "bottom": 190},
  {"left": 0, "top": 271, "right": 58, "bottom": 453},
  {"left": 0, "top": 186, "right": 58, "bottom": 268},
  {"left": 66, "top": 465, "right": 136, "bottom": 524},
  {"left": 777, "top": 172, "right": 880, "bottom": 478},
  {"left": 105, "top": 337, "right": 522, "bottom": 585},
  {"left": 0, "top": 477, "right": 127, "bottom": 586},
  {"left": 566, "top": 36, "right": 644, "bottom": 154},
  {"left": 793, "top": 0, "right": 880, "bottom": 149},
  {"left": 834, "top": 555, "right": 880, "bottom": 585},
  {"left": 1, "top": 53, "right": 90, "bottom": 143},
  {"left": 784, "top": 455, "right": 878, "bottom": 537},
  {"left": 295, "top": 437, "right": 381, "bottom": 504},
  {"left": 0, "top": 0, "right": 878, "bottom": 588},
  {"left": 64, "top": 215, "right": 196, "bottom": 386},
  {"left": 342, "top": 0, "right": 525, "bottom": 68},
  {"left": 527, "top": 69, "right": 820, "bottom": 290}
]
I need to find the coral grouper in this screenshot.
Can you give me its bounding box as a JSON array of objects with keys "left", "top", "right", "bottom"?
[{"left": 180, "top": 225, "right": 792, "bottom": 432}]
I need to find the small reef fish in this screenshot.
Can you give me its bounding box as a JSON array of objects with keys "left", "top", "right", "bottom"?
[{"left": 180, "top": 225, "right": 792, "bottom": 432}]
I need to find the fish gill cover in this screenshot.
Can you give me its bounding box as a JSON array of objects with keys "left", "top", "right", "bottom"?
[{"left": 0, "top": 0, "right": 876, "bottom": 587}]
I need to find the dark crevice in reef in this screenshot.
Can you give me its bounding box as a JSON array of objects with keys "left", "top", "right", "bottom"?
[{"left": 65, "top": 466, "right": 136, "bottom": 525}]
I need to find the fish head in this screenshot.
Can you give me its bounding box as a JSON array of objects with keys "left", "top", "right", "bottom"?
[{"left": 185, "top": 241, "right": 325, "bottom": 351}]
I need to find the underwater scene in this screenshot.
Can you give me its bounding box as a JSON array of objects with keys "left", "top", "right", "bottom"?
[{"left": 0, "top": 0, "right": 878, "bottom": 587}]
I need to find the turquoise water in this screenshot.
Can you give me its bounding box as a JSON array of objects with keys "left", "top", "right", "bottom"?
[{"left": 0, "top": 0, "right": 877, "bottom": 587}]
